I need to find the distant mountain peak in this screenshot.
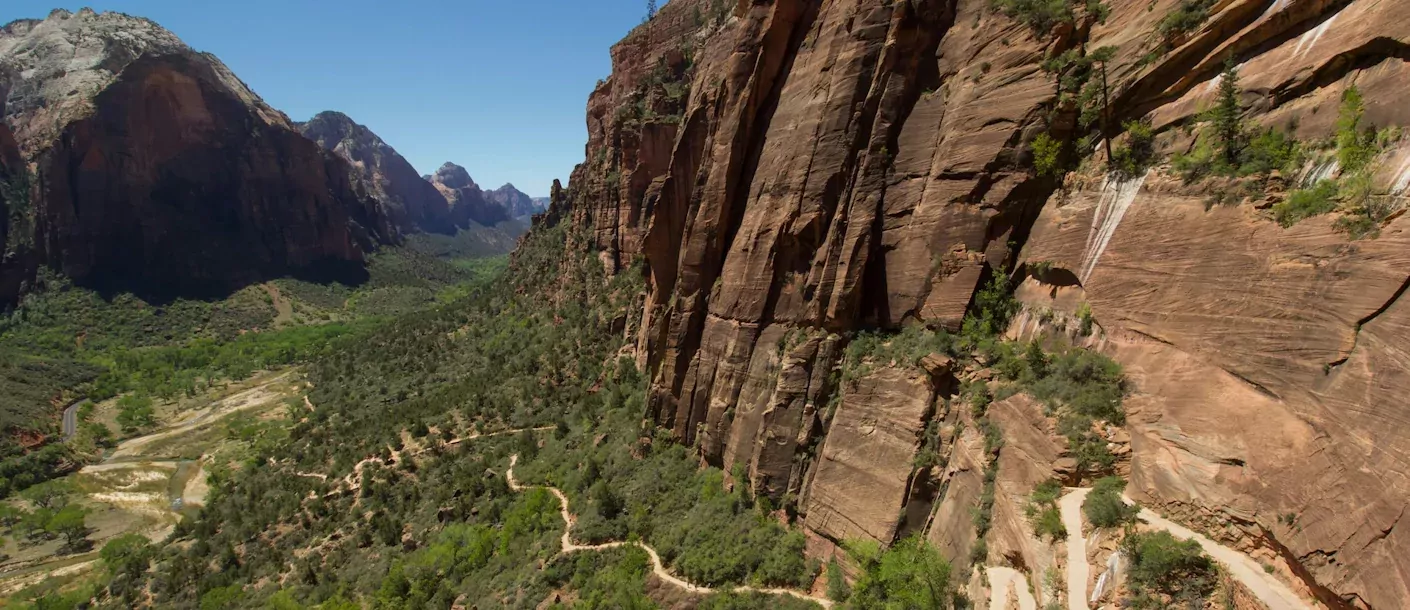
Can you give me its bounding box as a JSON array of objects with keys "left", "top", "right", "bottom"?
[{"left": 433, "top": 162, "right": 477, "bottom": 190}]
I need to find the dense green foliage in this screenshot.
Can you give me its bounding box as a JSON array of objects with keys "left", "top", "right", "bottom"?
[
  {"left": 1082, "top": 476, "right": 1137, "bottom": 528},
  {"left": 517, "top": 385, "right": 813, "bottom": 588},
  {"left": 86, "top": 222, "right": 825, "bottom": 609},
  {"left": 1110, "top": 118, "right": 1156, "bottom": 178},
  {"left": 1031, "top": 133, "right": 1064, "bottom": 178},
  {"left": 1174, "top": 63, "right": 1305, "bottom": 183},
  {"left": 1122, "top": 530, "right": 1218, "bottom": 609},
  {"left": 1272, "top": 86, "right": 1401, "bottom": 236},
  {"left": 1157, "top": 0, "right": 1215, "bottom": 44},
  {"left": 1272, "top": 180, "right": 1339, "bottom": 227},
  {"left": 982, "top": 338, "right": 1126, "bottom": 477},
  {"left": 0, "top": 242, "right": 501, "bottom": 501},
  {"left": 844, "top": 535, "right": 957, "bottom": 609},
  {"left": 990, "top": 0, "right": 1109, "bottom": 34},
  {"left": 4, "top": 481, "right": 90, "bottom": 554},
  {"left": 1026, "top": 479, "right": 1066, "bottom": 541}
]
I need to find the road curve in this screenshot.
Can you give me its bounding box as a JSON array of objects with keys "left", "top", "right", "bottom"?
[
  {"left": 1059, "top": 488, "right": 1092, "bottom": 610},
  {"left": 506, "top": 454, "right": 834, "bottom": 608},
  {"left": 61, "top": 401, "right": 81, "bottom": 441}
]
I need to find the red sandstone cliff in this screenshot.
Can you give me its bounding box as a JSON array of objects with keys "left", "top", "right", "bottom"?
[
  {"left": 541, "top": 0, "right": 1410, "bottom": 606},
  {"left": 0, "top": 10, "right": 394, "bottom": 303}
]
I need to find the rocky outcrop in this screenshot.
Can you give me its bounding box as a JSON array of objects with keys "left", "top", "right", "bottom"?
[
  {"left": 486, "top": 183, "right": 544, "bottom": 219},
  {"left": 539, "top": 0, "right": 1410, "bottom": 605},
  {"left": 803, "top": 365, "right": 935, "bottom": 544},
  {"left": 0, "top": 10, "right": 393, "bottom": 302},
  {"left": 430, "top": 162, "right": 513, "bottom": 229},
  {"left": 299, "top": 111, "right": 455, "bottom": 235}
]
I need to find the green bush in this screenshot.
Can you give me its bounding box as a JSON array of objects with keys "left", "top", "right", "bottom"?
[
  {"left": 1123, "top": 530, "right": 1218, "bottom": 609},
  {"left": 827, "top": 559, "right": 851, "bottom": 602},
  {"left": 1238, "top": 128, "right": 1303, "bottom": 176},
  {"left": 1027, "top": 479, "right": 1067, "bottom": 540},
  {"left": 1111, "top": 118, "right": 1156, "bottom": 178},
  {"left": 1272, "top": 180, "right": 1339, "bottom": 227},
  {"left": 1031, "top": 133, "right": 1064, "bottom": 177},
  {"left": 1083, "top": 476, "right": 1137, "bottom": 528},
  {"left": 1157, "top": 0, "right": 1216, "bottom": 40},
  {"left": 1337, "top": 87, "right": 1378, "bottom": 174},
  {"left": 846, "top": 535, "right": 955, "bottom": 609}
]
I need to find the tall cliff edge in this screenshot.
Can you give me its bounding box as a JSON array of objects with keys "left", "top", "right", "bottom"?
[{"left": 535, "top": 0, "right": 1410, "bottom": 607}]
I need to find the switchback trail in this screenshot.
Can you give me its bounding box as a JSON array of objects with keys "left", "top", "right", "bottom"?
[
  {"left": 1059, "top": 488, "right": 1311, "bottom": 610},
  {"left": 1132, "top": 503, "right": 1309, "bottom": 610},
  {"left": 505, "top": 455, "right": 835, "bottom": 608},
  {"left": 986, "top": 566, "right": 1037, "bottom": 610}
]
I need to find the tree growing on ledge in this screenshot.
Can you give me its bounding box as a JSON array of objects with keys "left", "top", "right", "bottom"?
[{"left": 1212, "top": 60, "right": 1243, "bottom": 165}]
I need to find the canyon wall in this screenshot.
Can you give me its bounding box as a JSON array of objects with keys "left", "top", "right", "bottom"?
[
  {"left": 0, "top": 10, "right": 394, "bottom": 303},
  {"left": 544, "top": 0, "right": 1410, "bottom": 606}
]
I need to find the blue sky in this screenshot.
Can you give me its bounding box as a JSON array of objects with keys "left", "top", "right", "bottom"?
[{"left": 2, "top": 1, "right": 656, "bottom": 196}]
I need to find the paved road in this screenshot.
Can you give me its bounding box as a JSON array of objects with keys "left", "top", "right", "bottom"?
[{"left": 61, "top": 401, "right": 81, "bottom": 441}]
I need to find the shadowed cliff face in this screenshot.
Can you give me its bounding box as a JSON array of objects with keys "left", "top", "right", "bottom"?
[
  {"left": 0, "top": 10, "right": 393, "bottom": 303},
  {"left": 300, "top": 111, "right": 457, "bottom": 235},
  {"left": 430, "top": 162, "right": 513, "bottom": 228},
  {"left": 0, "top": 118, "right": 32, "bottom": 304},
  {"left": 486, "top": 183, "right": 545, "bottom": 219},
  {"left": 538, "top": 0, "right": 1410, "bottom": 606}
]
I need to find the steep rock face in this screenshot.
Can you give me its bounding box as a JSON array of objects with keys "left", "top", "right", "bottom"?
[
  {"left": 485, "top": 183, "right": 544, "bottom": 219},
  {"left": 540, "top": 0, "right": 1410, "bottom": 605},
  {"left": 0, "top": 115, "right": 31, "bottom": 303},
  {"left": 0, "top": 10, "right": 392, "bottom": 301},
  {"left": 430, "top": 162, "right": 512, "bottom": 228},
  {"left": 300, "top": 111, "right": 455, "bottom": 235}
]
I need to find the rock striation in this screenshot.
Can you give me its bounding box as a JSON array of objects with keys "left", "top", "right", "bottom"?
[
  {"left": 0, "top": 9, "right": 393, "bottom": 303},
  {"left": 537, "top": 0, "right": 1410, "bottom": 606}
]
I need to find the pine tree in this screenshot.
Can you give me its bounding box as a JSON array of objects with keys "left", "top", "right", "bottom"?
[
  {"left": 1212, "top": 60, "right": 1243, "bottom": 166},
  {"left": 647, "top": 0, "right": 658, "bottom": 20}
]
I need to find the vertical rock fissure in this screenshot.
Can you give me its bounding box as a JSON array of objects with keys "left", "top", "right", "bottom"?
[{"left": 668, "top": 0, "right": 820, "bottom": 446}]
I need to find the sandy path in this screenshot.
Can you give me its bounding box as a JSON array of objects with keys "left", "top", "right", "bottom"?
[
  {"left": 0, "top": 559, "right": 96, "bottom": 594},
  {"left": 987, "top": 566, "right": 1037, "bottom": 610},
  {"left": 182, "top": 462, "right": 209, "bottom": 507},
  {"left": 1060, "top": 488, "right": 1092, "bottom": 610},
  {"left": 1061, "top": 487, "right": 1311, "bottom": 610},
  {"left": 506, "top": 455, "right": 833, "bottom": 608},
  {"left": 110, "top": 371, "right": 294, "bottom": 460},
  {"left": 1132, "top": 505, "right": 1309, "bottom": 610}
]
